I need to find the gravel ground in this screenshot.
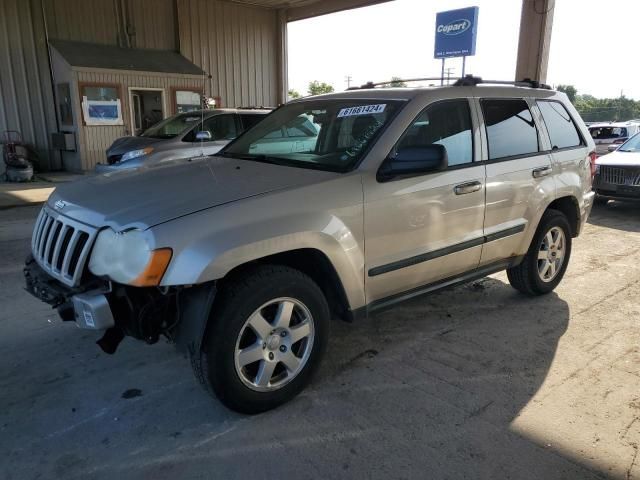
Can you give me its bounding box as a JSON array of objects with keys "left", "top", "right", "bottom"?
[{"left": 1, "top": 201, "right": 639, "bottom": 480}]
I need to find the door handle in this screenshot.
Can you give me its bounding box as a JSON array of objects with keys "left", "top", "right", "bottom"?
[
  {"left": 454, "top": 181, "right": 482, "bottom": 195},
  {"left": 532, "top": 166, "right": 553, "bottom": 178}
]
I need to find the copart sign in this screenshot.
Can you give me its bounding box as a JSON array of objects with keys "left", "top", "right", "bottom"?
[{"left": 434, "top": 6, "right": 479, "bottom": 59}]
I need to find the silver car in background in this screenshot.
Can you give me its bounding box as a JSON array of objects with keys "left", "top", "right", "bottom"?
[{"left": 96, "top": 108, "right": 271, "bottom": 172}]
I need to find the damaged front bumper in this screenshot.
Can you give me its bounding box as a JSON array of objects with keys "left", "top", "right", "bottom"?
[
  {"left": 24, "top": 255, "right": 216, "bottom": 356},
  {"left": 24, "top": 255, "right": 113, "bottom": 330}
]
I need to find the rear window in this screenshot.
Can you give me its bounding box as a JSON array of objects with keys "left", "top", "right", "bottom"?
[
  {"left": 481, "top": 99, "right": 539, "bottom": 160},
  {"left": 537, "top": 100, "right": 582, "bottom": 149}
]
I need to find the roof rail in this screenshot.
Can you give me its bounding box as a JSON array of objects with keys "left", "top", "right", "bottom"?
[
  {"left": 347, "top": 75, "right": 553, "bottom": 90},
  {"left": 453, "top": 75, "right": 552, "bottom": 89}
]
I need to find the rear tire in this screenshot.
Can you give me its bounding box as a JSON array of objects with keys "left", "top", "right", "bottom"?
[
  {"left": 507, "top": 209, "right": 572, "bottom": 296},
  {"left": 194, "top": 265, "right": 329, "bottom": 414}
]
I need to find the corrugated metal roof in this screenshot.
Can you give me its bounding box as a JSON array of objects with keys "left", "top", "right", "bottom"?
[
  {"left": 50, "top": 40, "right": 204, "bottom": 75},
  {"left": 227, "top": 0, "right": 392, "bottom": 21}
]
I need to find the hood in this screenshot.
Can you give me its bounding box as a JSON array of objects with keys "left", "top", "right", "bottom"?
[
  {"left": 47, "top": 156, "right": 339, "bottom": 230},
  {"left": 106, "top": 136, "right": 165, "bottom": 156},
  {"left": 596, "top": 150, "right": 640, "bottom": 167}
]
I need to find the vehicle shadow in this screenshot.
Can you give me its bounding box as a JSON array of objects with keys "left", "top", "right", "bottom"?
[
  {"left": 309, "top": 276, "right": 608, "bottom": 479},
  {"left": 588, "top": 200, "right": 640, "bottom": 233}
]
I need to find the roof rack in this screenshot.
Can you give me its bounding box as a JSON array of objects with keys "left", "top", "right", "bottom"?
[
  {"left": 453, "top": 75, "right": 552, "bottom": 89},
  {"left": 347, "top": 75, "right": 552, "bottom": 90}
]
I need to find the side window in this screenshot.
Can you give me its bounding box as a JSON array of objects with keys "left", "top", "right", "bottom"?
[
  {"left": 264, "top": 127, "right": 285, "bottom": 138},
  {"left": 395, "top": 99, "right": 474, "bottom": 166},
  {"left": 240, "top": 114, "right": 265, "bottom": 131},
  {"left": 202, "top": 114, "right": 238, "bottom": 141},
  {"left": 286, "top": 117, "right": 318, "bottom": 138},
  {"left": 537, "top": 101, "right": 583, "bottom": 149},
  {"left": 481, "top": 99, "right": 539, "bottom": 160}
]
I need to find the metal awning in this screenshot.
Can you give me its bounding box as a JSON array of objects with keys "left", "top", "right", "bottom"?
[
  {"left": 228, "top": 0, "right": 392, "bottom": 22},
  {"left": 50, "top": 40, "right": 205, "bottom": 76}
]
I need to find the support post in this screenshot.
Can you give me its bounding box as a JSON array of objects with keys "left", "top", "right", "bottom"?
[
  {"left": 515, "top": 0, "right": 555, "bottom": 83},
  {"left": 441, "top": 58, "right": 445, "bottom": 86},
  {"left": 276, "top": 8, "right": 288, "bottom": 105}
]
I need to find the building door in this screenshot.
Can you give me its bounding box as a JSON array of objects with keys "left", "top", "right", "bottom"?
[{"left": 129, "top": 88, "right": 165, "bottom": 136}]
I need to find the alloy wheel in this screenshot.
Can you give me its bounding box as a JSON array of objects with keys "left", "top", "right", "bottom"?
[
  {"left": 537, "top": 226, "right": 566, "bottom": 283},
  {"left": 233, "top": 297, "right": 315, "bottom": 392}
]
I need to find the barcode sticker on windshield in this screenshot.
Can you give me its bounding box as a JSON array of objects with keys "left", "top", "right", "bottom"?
[{"left": 337, "top": 104, "right": 386, "bottom": 118}]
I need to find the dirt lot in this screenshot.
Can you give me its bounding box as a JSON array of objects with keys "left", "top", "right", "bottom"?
[{"left": 1, "top": 202, "right": 640, "bottom": 480}]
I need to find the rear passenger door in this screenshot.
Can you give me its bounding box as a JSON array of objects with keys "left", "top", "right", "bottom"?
[{"left": 477, "top": 98, "right": 555, "bottom": 267}]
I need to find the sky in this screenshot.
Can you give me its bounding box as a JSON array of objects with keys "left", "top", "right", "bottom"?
[{"left": 288, "top": 0, "right": 640, "bottom": 100}]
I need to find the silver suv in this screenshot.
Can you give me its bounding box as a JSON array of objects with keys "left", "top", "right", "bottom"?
[{"left": 24, "top": 77, "right": 595, "bottom": 413}]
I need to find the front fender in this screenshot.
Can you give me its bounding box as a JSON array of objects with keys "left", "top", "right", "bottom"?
[{"left": 152, "top": 174, "right": 366, "bottom": 310}]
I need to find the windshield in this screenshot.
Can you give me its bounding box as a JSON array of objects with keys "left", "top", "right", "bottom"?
[
  {"left": 589, "top": 126, "right": 627, "bottom": 140},
  {"left": 140, "top": 112, "right": 204, "bottom": 139},
  {"left": 618, "top": 133, "right": 640, "bottom": 152},
  {"left": 220, "top": 99, "right": 404, "bottom": 172}
]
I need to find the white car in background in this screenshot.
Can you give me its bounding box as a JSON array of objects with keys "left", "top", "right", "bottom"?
[{"left": 589, "top": 121, "right": 640, "bottom": 155}]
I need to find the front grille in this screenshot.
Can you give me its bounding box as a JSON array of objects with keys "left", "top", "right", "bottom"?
[
  {"left": 31, "top": 207, "right": 96, "bottom": 287},
  {"left": 598, "top": 166, "right": 640, "bottom": 186}
]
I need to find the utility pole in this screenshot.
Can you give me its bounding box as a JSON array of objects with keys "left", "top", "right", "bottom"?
[
  {"left": 345, "top": 75, "right": 352, "bottom": 89},
  {"left": 444, "top": 67, "right": 455, "bottom": 85}
]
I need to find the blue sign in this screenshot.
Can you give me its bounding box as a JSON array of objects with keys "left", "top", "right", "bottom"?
[{"left": 434, "top": 6, "right": 479, "bottom": 59}]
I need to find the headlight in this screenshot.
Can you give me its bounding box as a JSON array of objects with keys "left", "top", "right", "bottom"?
[
  {"left": 120, "top": 147, "right": 154, "bottom": 163},
  {"left": 88, "top": 228, "right": 172, "bottom": 286}
]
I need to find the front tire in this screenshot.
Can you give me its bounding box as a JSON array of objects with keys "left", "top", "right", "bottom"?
[
  {"left": 195, "top": 265, "right": 329, "bottom": 414},
  {"left": 507, "top": 209, "right": 572, "bottom": 296}
]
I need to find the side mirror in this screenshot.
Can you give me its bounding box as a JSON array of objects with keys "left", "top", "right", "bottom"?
[
  {"left": 378, "top": 144, "right": 448, "bottom": 181},
  {"left": 195, "top": 131, "right": 212, "bottom": 141}
]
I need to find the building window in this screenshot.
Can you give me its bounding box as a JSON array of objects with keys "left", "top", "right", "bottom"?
[
  {"left": 57, "top": 83, "right": 73, "bottom": 126},
  {"left": 80, "top": 84, "right": 123, "bottom": 126},
  {"left": 175, "top": 90, "right": 201, "bottom": 113}
]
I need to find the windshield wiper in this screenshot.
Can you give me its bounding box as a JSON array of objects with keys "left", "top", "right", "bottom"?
[{"left": 217, "top": 151, "right": 290, "bottom": 165}]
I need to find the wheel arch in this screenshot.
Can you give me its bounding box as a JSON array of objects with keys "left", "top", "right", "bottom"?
[
  {"left": 220, "top": 248, "right": 354, "bottom": 322},
  {"left": 546, "top": 195, "right": 580, "bottom": 237}
]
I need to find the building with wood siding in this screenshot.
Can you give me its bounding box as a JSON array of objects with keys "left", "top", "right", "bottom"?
[{"left": 0, "top": 0, "right": 387, "bottom": 172}]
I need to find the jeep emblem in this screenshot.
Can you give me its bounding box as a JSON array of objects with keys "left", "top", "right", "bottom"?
[
  {"left": 437, "top": 18, "right": 471, "bottom": 36},
  {"left": 54, "top": 200, "right": 66, "bottom": 210}
]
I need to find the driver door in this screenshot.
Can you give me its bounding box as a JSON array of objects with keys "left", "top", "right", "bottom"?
[{"left": 363, "top": 99, "right": 486, "bottom": 303}]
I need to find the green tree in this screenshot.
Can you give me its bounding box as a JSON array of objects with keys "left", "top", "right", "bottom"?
[
  {"left": 556, "top": 84, "right": 577, "bottom": 103},
  {"left": 388, "top": 76, "right": 407, "bottom": 88},
  {"left": 288, "top": 89, "right": 301, "bottom": 99},
  {"left": 308, "top": 81, "right": 334, "bottom": 96}
]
